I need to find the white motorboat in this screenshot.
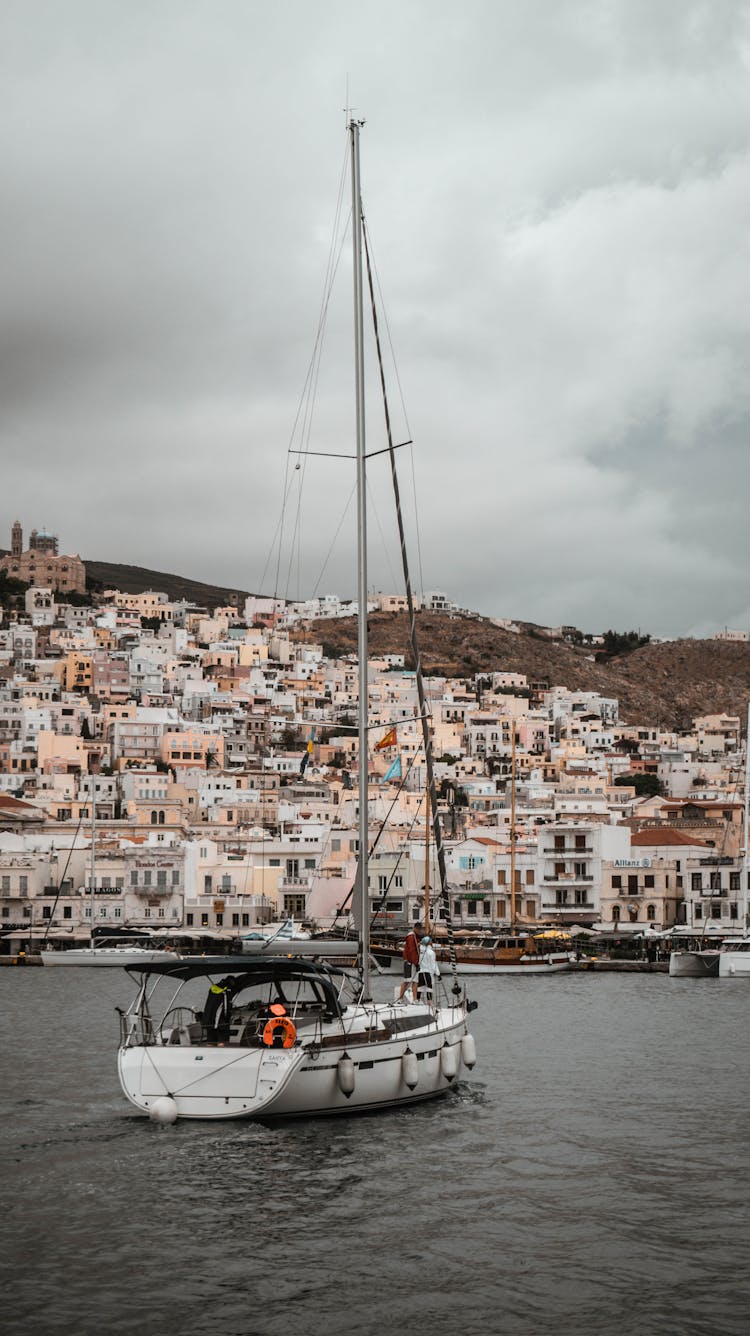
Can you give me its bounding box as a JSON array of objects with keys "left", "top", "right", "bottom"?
[
  {"left": 718, "top": 937, "right": 750, "bottom": 978},
  {"left": 115, "top": 120, "right": 476, "bottom": 1121}
]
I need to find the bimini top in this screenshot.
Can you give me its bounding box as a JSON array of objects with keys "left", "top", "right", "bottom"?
[
  {"left": 124, "top": 955, "right": 349, "bottom": 1015},
  {"left": 125, "top": 954, "right": 347, "bottom": 982}
]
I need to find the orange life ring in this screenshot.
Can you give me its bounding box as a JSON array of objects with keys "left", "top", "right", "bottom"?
[{"left": 262, "top": 1016, "right": 297, "bottom": 1048}]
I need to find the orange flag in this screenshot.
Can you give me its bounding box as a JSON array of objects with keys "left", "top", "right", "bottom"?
[{"left": 376, "top": 727, "right": 397, "bottom": 751}]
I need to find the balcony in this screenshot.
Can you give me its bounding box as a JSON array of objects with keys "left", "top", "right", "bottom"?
[
  {"left": 543, "top": 874, "right": 594, "bottom": 883},
  {"left": 543, "top": 845, "right": 593, "bottom": 855},
  {"left": 129, "top": 884, "right": 177, "bottom": 896}
]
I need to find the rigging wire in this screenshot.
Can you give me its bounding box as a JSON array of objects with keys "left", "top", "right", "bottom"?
[
  {"left": 255, "top": 140, "right": 350, "bottom": 603},
  {"left": 363, "top": 226, "right": 426, "bottom": 600},
  {"left": 39, "top": 810, "right": 87, "bottom": 947},
  {"left": 362, "top": 216, "right": 460, "bottom": 990}
]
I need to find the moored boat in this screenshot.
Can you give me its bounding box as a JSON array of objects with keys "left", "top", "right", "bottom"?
[{"left": 115, "top": 118, "right": 476, "bottom": 1122}]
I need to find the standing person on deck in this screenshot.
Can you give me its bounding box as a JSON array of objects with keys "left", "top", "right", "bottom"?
[
  {"left": 398, "top": 925, "right": 420, "bottom": 1001},
  {"left": 416, "top": 934, "right": 439, "bottom": 1003}
]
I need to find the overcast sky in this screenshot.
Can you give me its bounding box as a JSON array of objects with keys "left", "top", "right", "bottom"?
[{"left": 2, "top": 1, "right": 749, "bottom": 638}]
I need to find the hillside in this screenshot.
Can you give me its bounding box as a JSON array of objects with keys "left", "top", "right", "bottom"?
[
  {"left": 291, "top": 610, "right": 750, "bottom": 729},
  {"left": 84, "top": 559, "right": 250, "bottom": 609}
]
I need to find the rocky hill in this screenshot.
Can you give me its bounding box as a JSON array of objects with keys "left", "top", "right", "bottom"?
[
  {"left": 291, "top": 611, "right": 750, "bottom": 730},
  {"left": 84, "top": 559, "right": 250, "bottom": 609}
]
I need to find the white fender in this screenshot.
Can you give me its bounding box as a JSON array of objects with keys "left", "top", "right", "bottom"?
[
  {"left": 148, "top": 1096, "right": 178, "bottom": 1125},
  {"left": 440, "top": 1044, "right": 458, "bottom": 1080},
  {"left": 461, "top": 1032, "right": 477, "bottom": 1069},
  {"left": 402, "top": 1048, "right": 418, "bottom": 1090},
  {"left": 337, "top": 1054, "right": 355, "bottom": 1097}
]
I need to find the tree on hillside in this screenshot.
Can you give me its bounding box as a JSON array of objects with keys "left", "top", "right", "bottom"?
[
  {"left": 600, "top": 629, "right": 651, "bottom": 658},
  {"left": 614, "top": 772, "right": 662, "bottom": 797}
]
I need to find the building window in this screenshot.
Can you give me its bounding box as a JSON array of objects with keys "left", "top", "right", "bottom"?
[
  {"left": 467, "top": 901, "right": 477, "bottom": 915},
  {"left": 63, "top": 906, "right": 72, "bottom": 919},
  {"left": 646, "top": 905, "right": 656, "bottom": 921},
  {"left": 453, "top": 901, "right": 461, "bottom": 916},
  {"left": 691, "top": 873, "right": 702, "bottom": 892},
  {"left": 644, "top": 875, "right": 654, "bottom": 889},
  {"left": 186, "top": 913, "right": 194, "bottom": 926},
  {"left": 483, "top": 901, "right": 491, "bottom": 916},
  {"left": 612, "top": 905, "right": 621, "bottom": 922}
]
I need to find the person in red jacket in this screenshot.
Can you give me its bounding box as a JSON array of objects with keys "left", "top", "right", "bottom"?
[{"left": 398, "top": 926, "right": 420, "bottom": 1001}]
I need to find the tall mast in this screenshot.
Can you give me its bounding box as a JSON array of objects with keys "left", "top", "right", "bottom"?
[
  {"left": 89, "top": 777, "right": 96, "bottom": 945},
  {"left": 424, "top": 786, "right": 430, "bottom": 931},
  {"left": 509, "top": 723, "right": 517, "bottom": 930},
  {"left": 737, "top": 700, "right": 743, "bottom": 929},
  {"left": 350, "top": 118, "right": 370, "bottom": 995}
]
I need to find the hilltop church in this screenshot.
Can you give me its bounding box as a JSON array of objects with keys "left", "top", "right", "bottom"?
[{"left": 0, "top": 520, "right": 86, "bottom": 595}]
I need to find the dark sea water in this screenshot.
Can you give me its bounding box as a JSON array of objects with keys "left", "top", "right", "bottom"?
[{"left": 1, "top": 967, "right": 749, "bottom": 1336}]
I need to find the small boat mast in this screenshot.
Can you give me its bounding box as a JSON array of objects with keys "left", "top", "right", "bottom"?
[{"left": 350, "top": 117, "right": 370, "bottom": 997}]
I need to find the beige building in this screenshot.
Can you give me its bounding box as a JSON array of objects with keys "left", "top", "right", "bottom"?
[{"left": 1, "top": 521, "right": 86, "bottom": 595}]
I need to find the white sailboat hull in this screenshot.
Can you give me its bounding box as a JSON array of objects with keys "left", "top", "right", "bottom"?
[
  {"left": 42, "top": 947, "right": 179, "bottom": 967},
  {"left": 118, "top": 1005, "right": 468, "bottom": 1119}
]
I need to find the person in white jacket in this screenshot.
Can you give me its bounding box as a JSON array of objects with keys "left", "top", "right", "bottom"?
[{"left": 416, "top": 934, "right": 440, "bottom": 1002}]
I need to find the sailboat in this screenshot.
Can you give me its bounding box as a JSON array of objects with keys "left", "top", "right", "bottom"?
[
  {"left": 41, "top": 785, "right": 176, "bottom": 968},
  {"left": 116, "top": 120, "right": 477, "bottom": 1121}
]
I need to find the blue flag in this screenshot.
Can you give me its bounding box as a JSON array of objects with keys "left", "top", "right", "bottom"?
[{"left": 383, "top": 756, "right": 402, "bottom": 782}]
